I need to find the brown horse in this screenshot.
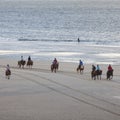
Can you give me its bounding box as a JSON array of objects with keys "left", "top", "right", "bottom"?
[
  {"left": 107, "top": 70, "right": 113, "bottom": 80},
  {"left": 77, "top": 65, "right": 84, "bottom": 74},
  {"left": 91, "top": 70, "right": 102, "bottom": 80},
  {"left": 18, "top": 60, "right": 26, "bottom": 68},
  {"left": 51, "top": 63, "right": 59, "bottom": 73},
  {"left": 5, "top": 69, "right": 11, "bottom": 79},
  {"left": 27, "top": 60, "right": 33, "bottom": 68}
]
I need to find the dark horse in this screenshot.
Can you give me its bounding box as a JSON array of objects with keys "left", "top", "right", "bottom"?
[
  {"left": 18, "top": 60, "right": 26, "bottom": 68},
  {"left": 107, "top": 70, "right": 113, "bottom": 80},
  {"left": 51, "top": 63, "right": 59, "bottom": 73},
  {"left": 77, "top": 65, "right": 84, "bottom": 74},
  {"left": 27, "top": 60, "right": 33, "bottom": 68},
  {"left": 91, "top": 70, "right": 102, "bottom": 80},
  {"left": 5, "top": 69, "right": 11, "bottom": 79}
]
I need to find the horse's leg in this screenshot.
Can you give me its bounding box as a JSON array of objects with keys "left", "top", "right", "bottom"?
[
  {"left": 54, "top": 66, "right": 56, "bottom": 73},
  {"left": 111, "top": 75, "right": 113, "bottom": 80},
  {"left": 97, "top": 75, "right": 98, "bottom": 80},
  {"left": 19, "top": 64, "right": 21, "bottom": 68},
  {"left": 8, "top": 75, "right": 10, "bottom": 79},
  {"left": 107, "top": 71, "right": 110, "bottom": 80},
  {"left": 22, "top": 65, "right": 25, "bottom": 69},
  {"left": 80, "top": 68, "right": 82, "bottom": 74},
  {"left": 106, "top": 73, "right": 108, "bottom": 80},
  {"left": 108, "top": 74, "right": 110, "bottom": 80},
  {"left": 82, "top": 69, "right": 83, "bottom": 74},
  {"left": 81, "top": 70, "right": 83, "bottom": 74},
  {"left": 55, "top": 68, "right": 56, "bottom": 73},
  {"left": 91, "top": 72, "right": 95, "bottom": 80},
  {"left": 94, "top": 73, "right": 96, "bottom": 80},
  {"left": 51, "top": 65, "right": 53, "bottom": 72},
  {"left": 77, "top": 67, "right": 79, "bottom": 72},
  {"left": 109, "top": 75, "right": 112, "bottom": 80}
]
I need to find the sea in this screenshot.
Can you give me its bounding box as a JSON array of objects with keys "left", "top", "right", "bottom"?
[{"left": 0, "top": 0, "right": 120, "bottom": 65}]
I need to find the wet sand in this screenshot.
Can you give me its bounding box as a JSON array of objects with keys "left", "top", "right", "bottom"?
[{"left": 0, "top": 59, "right": 120, "bottom": 120}]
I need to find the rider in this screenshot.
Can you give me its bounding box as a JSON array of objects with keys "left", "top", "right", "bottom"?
[
  {"left": 6, "top": 64, "right": 10, "bottom": 72},
  {"left": 21, "top": 56, "right": 23, "bottom": 61},
  {"left": 92, "top": 64, "right": 96, "bottom": 72},
  {"left": 28, "top": 56, "right": 31, "bottom": 61},
  {"left": 108, "top": 64, "right": 113, "bottom": 72},
  {"left": 96, "top": 64, "right": 100, "bottom": 72},
  {"left": 79, "top": 59, "right": 83, "bottom": 68},
  {"left": 52, "top": 58, "right": 58, "bottom": 65}
]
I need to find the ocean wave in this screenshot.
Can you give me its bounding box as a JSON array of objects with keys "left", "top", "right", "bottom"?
[
  {"left": 18, "top": 38, "right": 75, "bottom": 42},
  {"left": 18, "top": 38, "right": 120, "bottom": 45}
]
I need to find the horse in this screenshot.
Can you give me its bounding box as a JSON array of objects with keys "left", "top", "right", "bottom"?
[
  {"left": 51, "top": 63, "right": 59, "bottom": 73},
  {"left": 77, "top": 65, "right": 84, "bottom": 74},
  {"left": 5, "top": 69, "right": 11, "bottom": 79},
  {"left": 18, "top": 60, "right": 26, "bottom": 68},
  {"left": 27, "top": 60, "right": 33, "bottom": 68},
  {"left": 91, "top": 70, "right": 102, "bottom": 80},
  {"left": 107, "top": 70, "right": 113, "bottom": 80}
]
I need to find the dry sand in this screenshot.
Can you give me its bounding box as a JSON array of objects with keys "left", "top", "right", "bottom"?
[{"left": 0, "top": 58, "right": 120, "bottom": 120}]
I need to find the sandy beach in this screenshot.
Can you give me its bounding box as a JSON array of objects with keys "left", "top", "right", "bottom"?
[{"left": 0, "top": 58, "right": 120, "bottom": 120}]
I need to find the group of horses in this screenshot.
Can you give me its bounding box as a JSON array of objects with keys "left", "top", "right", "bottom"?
[
  {"left": 5, "top": 59, "right": 33, "bottom": 79},
  {"left": 77, "top": 65, "right": 113, "bottom": 80},
  {"left": 51, "top": 63, "right": 113, "bottom": 80},
  {"left": 18, "top": 60, "right": 33, "bottom": 68},
  {"left": 5, "top": 60, "right": 113, "bottom": 80}
]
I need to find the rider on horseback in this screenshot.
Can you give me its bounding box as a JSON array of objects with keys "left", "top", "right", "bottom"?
[
  {"left": 91, "top": 64, "right": 102, "bottom": 80},
  {"left": 79, "top": 59, "right": 83, "bottom": 68},
  {"left": 92, "top": 65, "right": 96, "bottom": 72},
  {"left": 108, "top": 64, "right": 113, "bottom": 72},
  {"left": 96, "top": 64, "right": 100, "bottom": 72},
  {"left": 107, "top": 64, "right": 113, "bottom": 80},
  {"left": 52, "top": 58, "right": 58, "bottom": 65},
  {"left": 6, "top": 64, "right": 10, "bottom": 71},
  {"left": 21, "top": 56, "right": 24, "bottom": 62},
  {"left": 51, "top": 58, "right": 58, "bottom": 72},
  {"left": 28, "top": 56, "right": 31, "bottom": 61}
]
